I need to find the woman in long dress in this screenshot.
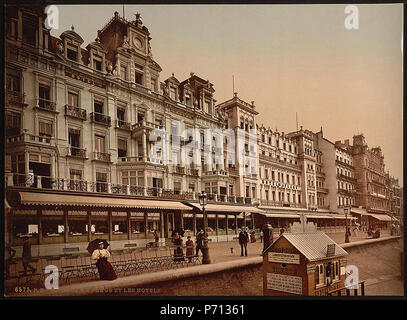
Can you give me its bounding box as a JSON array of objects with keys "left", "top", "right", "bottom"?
[
  {"left": 91, "top": 242, "right": 117, "bottom": 280},
  {"left": 172, "top": 233, "right": 185, "bottom": 262}
]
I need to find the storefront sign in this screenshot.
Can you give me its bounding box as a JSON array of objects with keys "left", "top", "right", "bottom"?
[
  {"left": 269, "top": 252, "right": 300, "bottom": 264},
  {"left": 266, "top": 273, "right": 303, "bottom": 295}
]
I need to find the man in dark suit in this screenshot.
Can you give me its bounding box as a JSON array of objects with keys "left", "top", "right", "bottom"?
[{"left": 238, "top": 227, "right": 249, "bottom": 256}]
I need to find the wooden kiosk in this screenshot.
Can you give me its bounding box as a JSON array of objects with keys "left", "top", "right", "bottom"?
[{"left": 263, "top": 215, "right": 348, "bottom": 296}]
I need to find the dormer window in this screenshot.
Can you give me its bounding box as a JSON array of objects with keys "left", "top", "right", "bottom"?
[
  {"left": 170, "top": 87, "right": 177, "bottom": 100},
  {"left": 93, "top": 54, "right": 102, "bottom": 71},
  {"left": 150, "top": 78, "right": 157, "bottom": 92},
  {"left": 67, "top": 45, "right": 78, "bottom": 61},
  {"left": 185, "top": 93, "right": 192, "bottom": 106},
  {"left": 120, "top": 65, "right": 128, "bottom": 81}
]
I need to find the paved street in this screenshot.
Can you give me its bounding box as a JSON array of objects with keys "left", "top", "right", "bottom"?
[{"left": 204, "top": 230, "right": 391, "bottom": 264}]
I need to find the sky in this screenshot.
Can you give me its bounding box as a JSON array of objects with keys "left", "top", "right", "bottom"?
[{"left": 52, "top": 4, "right": 403, "bottom": 184}]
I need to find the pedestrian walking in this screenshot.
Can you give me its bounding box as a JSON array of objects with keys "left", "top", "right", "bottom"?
[
  {"left": 185, "top": 236, "right": 195, "bottom": 263},
  {"left": 195, "top": 229, "right": 204, "bottom": 257},
  {"left": 22, "top": 237, "right": 35, "bottom": 275},
  {"left": 238, "top": 227, "right": 249, "bottom": 256},
  {"left": 172, "top": 232, "right": 185, "bottom": 262},
  {"left": 153, "top": 229, "right": 159, "bottom": 245},
  {"left": 250, "top": 230, "right": 256, "bottom": 243}
]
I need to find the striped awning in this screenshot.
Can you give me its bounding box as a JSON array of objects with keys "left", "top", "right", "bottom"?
[
  {"left": 16, "top": 191, "right": 192, "bottom": 211},
  {"left": 368, "top": 214, "right": 392, "bottom": 222}
]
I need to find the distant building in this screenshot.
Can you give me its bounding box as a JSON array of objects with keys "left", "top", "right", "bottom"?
[{"left": 316, "top": 131, "right": 356, "bottom": 214}]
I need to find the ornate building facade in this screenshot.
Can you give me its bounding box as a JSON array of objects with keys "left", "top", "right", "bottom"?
[{"left": 4, "top": 5, "right": 394, "bottom": 254}]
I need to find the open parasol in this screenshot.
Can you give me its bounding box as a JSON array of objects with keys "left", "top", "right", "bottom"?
[{"left": 87, "top": 239, "right": 109, "bottom": 254}]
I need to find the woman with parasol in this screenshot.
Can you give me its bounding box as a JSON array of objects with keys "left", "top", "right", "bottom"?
[{"left": 88, "top": 239, "right": 117, "bottom": 280}]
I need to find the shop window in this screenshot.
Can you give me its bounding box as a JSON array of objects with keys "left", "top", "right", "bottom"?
[{"left": 68, "top": 216, "right": 87, "bottom": 235}]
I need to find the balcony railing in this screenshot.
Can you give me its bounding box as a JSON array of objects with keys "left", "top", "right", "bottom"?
[
  {"left": 38, "top": 98, "right": 56, "bottom": 111},
  {"left": 65, "top": 105, "right": 87, "bottom": 120},
  {"left": 203, "top": 169, "right": 229, "bottom": 177},
  {"left": 93, "top": 152, "right": 111, "bottom": 162},
  {"left": 260, "top": 200, "right": 305, "bottom": 208},
  {"left": 6, "top": 173, "right": 316, "bottom": 209},
  {"left": 187, "top": 168, "right": 199, "bottom": 176},
  {"left": 335, "top": 159, "right": 354, "bottom": 169},
  {"left": 6, "top": 133, "right": 53, "bottom": 146},
  {"left": 68, "top": 180, "right": 88, "bottom": 192},
  {"left": 90, "top": 112, "right": 111, "bottom": 126},
  {"left": 175, "top": 166, "right": 185, "bottom": 174},
  {"left": 116, "top": 120, "right": 131, "bottom": 130},
  {"left": 337, "top": 173, "right": 356, "bottom": 182},
  {"left": 67, "top": 146, "right": 87, "bottom": 159},
  {"left": 132, "top": 120, "right": 164, "bottom": 131},
  {"left": 6, "top": 90, "right": 25, "bottom": 105}
]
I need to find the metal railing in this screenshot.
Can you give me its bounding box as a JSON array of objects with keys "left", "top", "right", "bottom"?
[
  {"left": 6, "top": 90, "right": 25, "bottom": 105},
  {"left": 93, "top": 152, "right": 111, "bottom": 162},
  {"left": 67, "top": 146, "right": 87, "bottom": 158},
  {"left": 38, "top": 98, "right": 56, "bottom": 111},
  {"left": 90, "top": 112, "right": 111, "bottom": 126},
  {"left": 116, "top": 119, "right": 131, "bottom": 130},
  {"left": 65, "top": 105, "right": 87, "bottom": 120}
]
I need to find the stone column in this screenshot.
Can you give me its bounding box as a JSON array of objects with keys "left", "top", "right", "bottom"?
[
  {"left": 127, "top": 211, "right": 131, "bottom": 240},
  {"left": 87, "top": 211, "right": 92, "bottom": 242},
  {"left": 64, "top": 209, "right": 68, "bottom": 244},
  {"left": 38, "top": 209, "right": 42, "bottom": 245},
  {"left": 160, "top": 210, "right": 165, "bottom": 239},
  {"left": 215, "top": 214, "right": 219, "bottom": 236},
  {"left": 193, "top": 213, "right": 197, "bottom": 235},
  {"left": 108, "top": 210, "right": 112, "bottom": 241},
  {"left": 144, "top": 212, "right": 148, "bottom": 239}
]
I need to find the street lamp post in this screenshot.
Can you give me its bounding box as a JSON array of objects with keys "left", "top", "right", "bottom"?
[
  {"left": 199, "top": 191, "right": 211, "bottom": 264},
  {"left": 344, "top": 207, "right": 350, "bottom": 243}
]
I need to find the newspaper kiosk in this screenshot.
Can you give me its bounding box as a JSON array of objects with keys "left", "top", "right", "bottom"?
[{"left": 263, "top": 216, "right": 348, "bottom": 296}]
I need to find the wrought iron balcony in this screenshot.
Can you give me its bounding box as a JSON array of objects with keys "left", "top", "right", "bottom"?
[
  {"left": 90, "top": 112, "right": 111, "bottom": 126},
  {"left": 116, "top": 119, "right": 131, "bottom": 130},
  {"left": 65, "top": 105, "right": 87, "bottom": 120},
  {"left": 38, "top": 98, "right": 56, "bottom": 111},
  {"left": 67, "top": 146, "right": 87, "bottom": 159},
  {"left": 6, "top": 90, "right": 25, "bottom": 105},
  {"left": 93, "top": 151, "right": 111, "bottom": 162}
]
